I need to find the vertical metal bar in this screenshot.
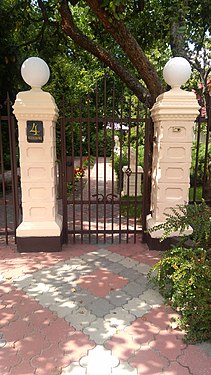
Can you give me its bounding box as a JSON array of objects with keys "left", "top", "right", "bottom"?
[
  {"left": 79, "top": 99, "right": 83, "bottom": 244},
  {"left": 126, "top": 97, "right": 132, "bottom": 243},
  {"left": 0, "top": 109, "right": 8, "bottom": 244},
  {"left": 87, "top": 94, "right": 91, "bottom": 244},
  {"left": 134, "top": 101, "right": 140, "bottom": 244},
  {"left": 60, "top": 101, "right": 68, "bottom": 244},
  {"left": 11, "top": 116, "right": 19, "bottom": 232},
  {"left": 6, "top": 94, "right": 18, "bottom": 240},
  {"left": 142, "top": 115, "right": 153, "bottom": 242},
  {"left": 193, "top": 117, "right": 201, "bottom": 202},
  {"left": 71, "top": 103, "right": 76, "bottom": 243},
  {"left": 111, "top": 84, "right": 115, "bottom": 243},
  {"left": 202, "top": 117, "right": 209, "bottom": 198},
  {"left": 119, "top": 96, "right": 123, "bottom": 244},
  {"left": 96, "top": 83, "right": 99, "bottom": 244},
  {"left": 103, "top": 75, "right": 107, "bottom": 244}
]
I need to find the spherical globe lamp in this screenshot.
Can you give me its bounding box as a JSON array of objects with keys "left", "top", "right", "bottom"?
[
  {"left": 163, "top": 57, "right": 191, "bottom": 89},
  {"left": 21, "top": 57, "right": 50, "bottom": 89}
]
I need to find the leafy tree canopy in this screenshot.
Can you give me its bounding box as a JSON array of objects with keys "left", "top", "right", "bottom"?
[{"left": 0, "top": 0, "right": 210, "bottom": 107}]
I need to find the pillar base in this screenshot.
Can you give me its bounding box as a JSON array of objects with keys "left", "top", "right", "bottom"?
[
  {"left": 17, "top": 234, "right": 63, "bottom": 253},
  {"left": 145, "top": 232, "right": 178, "bottom": 251}
]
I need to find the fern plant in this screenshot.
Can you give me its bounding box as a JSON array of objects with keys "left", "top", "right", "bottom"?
[{"left": 148, "top": 200, "right": 211, "bottom": 251}]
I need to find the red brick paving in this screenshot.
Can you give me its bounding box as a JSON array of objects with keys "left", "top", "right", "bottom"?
[
  {"left": 107, "top": 243, "right": 161, "bottom": 266},
  {"left": 0, "top": 243, "right": 210, "bottom": 375},
  {"left": 0, "top": 275, "right": 94, "bottom": 375},
  {"left": 105, "top": 330, "right": 140, "bottom": 361},
  {"left": 76, "top": 267, "right": 128, "bottom": 297},
  {"left": 163, "top": 362, "right": 191, "bottom": 375},
  {"left": 177, "top": 345, "right": 211, "bottom": 375},
  {"left": 129, "top": 343, "right": 169, "bottom": 375},
  {"left": 125, "top": 317, "right": 160, "bottom": 345},
  {"left": 150, "top": 330, "right": 186, "bottom": 360}
]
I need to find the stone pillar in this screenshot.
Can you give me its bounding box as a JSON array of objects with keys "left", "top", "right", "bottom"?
[
  {"left": 146, "top": 57, "right": 199, "bottom": 248},
  {"left": 13, "top": 57, "right": 62, "bottom": 252}
]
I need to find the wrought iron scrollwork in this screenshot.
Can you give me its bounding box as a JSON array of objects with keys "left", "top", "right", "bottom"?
[
  {"left": 125, "top": 167, "right": 132, "bottom": 177},
  {"left": 92, "top": 193, "right": 118, "bottom": 203}
]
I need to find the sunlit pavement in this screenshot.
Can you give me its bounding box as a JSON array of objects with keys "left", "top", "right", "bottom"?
[{"left": 0, "top": 242, "right": 211, "bottom": 375}]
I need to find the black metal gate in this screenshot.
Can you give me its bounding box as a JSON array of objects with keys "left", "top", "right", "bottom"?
[
  {"left": 58, "top": 78, "right": 153, "bottom": 244},
  {"left": 0, "top": 95, "right": 20, "bottom": 245}
]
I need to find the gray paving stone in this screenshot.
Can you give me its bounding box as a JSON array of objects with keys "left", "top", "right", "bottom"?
[
  {"left": 49, "top": 301, "right": 78, "bottom": 318},
  {"left": 134, "top": 263, "right": 151, "bottom": 275},
  {"left": 61, "top": 362, "right": 86, "bottom": 375},
  {"left": 56, "top": 283, "right": 80, "bottom": 295},
  {"left": 65, "top": 306, "right": 96, "bottom": 330},
  {"left": 83, "top": 318, "right": 117, "bottom": 344},
  {"left": 36, "top": 292, "right": 62, "bottom": 307},
  {"left": 111, "top": 361, "right": 138, "bottom": 374},
  {"left": 196, "top": 341, "right": 211, "bottom": 357},
  {"left": 65, "top": 257, "right": 86, "bottom": 265},
  {"left": 123, "top": 298, "right": 151, "bottom": 317},
  {"left": 105, "top": 290, "right": 130, "bottom": 307},
  {"left": 96, "top": 249, "right": 112, "bottom": 257},
  {"left": 80, "top": 345, "right": 119, "bottom": 375},
  {"left": 122, "top": 281, "right": 143, "bottom": 298},
  {"left": 119, "top": 258, "right": 139, "bottom": 269},
  {"left": 89, "top": 298, "right": 114, "bottom": 318},
  {"left": 132, "top": 275, "right": 148, "bottom": 294},
  {"left": 80, "top": 253, "right": 99, "bottom": 263},
  {"left": 106, "top": 253, "right": 125, "bottom": 262},
  {"left": 119, "top": 268, "right": 140, "bottom": 282},
  {"left": 141, "top": 289, "right": 164, "bottom": 307},
  {"left": 13, "top": 275, "right": 35, "bottom": 289},
  {"left": 71, "top": 291, "right": 98, "bottom": 308},
  {"left": 90, "top": 258, "right": 113, "bottom": 269},
  {"left": 105, "top": 262, "right": 125, "bottom": 274},
  {"left": 104, "top": 307, "right": 135, "bottom": 330}
]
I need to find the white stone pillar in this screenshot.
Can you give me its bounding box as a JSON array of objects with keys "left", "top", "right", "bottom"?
[
  {"left": 13, "top": 57, "right": 62, "bottom": 252},
  {"left": 146, "top": 57, "right": 199, "bottom": 244}
]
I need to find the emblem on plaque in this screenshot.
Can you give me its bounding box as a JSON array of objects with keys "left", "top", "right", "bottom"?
[{"left": 27, "top": 121, "right": 43, "bottom": 143}]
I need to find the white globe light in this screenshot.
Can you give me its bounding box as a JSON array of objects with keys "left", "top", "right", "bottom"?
[
  {"left": 21, "top": 57, "right": 50, "bottom": 89},
  {"left": 163, "top": 57, "right": 191, "bottom": 88}
]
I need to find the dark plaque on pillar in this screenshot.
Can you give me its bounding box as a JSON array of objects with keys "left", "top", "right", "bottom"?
[{"left": 27, "top": 121, "right": 43, "bottom": 143}]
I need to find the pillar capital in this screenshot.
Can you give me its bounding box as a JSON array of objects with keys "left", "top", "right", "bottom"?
[
  {"left": 151, "top": 88, "right": 200, "bottom": 122},
  {"left": 13, "top": 90, "right": 58, "bottom": 122}
]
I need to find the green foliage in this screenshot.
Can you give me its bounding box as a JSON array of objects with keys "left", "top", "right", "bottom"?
[
  {"left": 149, "top": 246, "right": 211, "bottom": 343},
  {"left": 148, "top": 200, "right": 211, "bottom": 250},
  {"left": 121, "top": 195, "right": 142, "bottom": 218},
  {"left": 190, "top": 141, "right": 211, "bottom": 186},
  {"left": 113, "top": 148, "right": 128, "bottom": 188},
  {"left": 148, "top": 201, "right": 211, "bottom": 342},
  {"left": 90, "top": 129, "right": 113, "bottom": 157}
]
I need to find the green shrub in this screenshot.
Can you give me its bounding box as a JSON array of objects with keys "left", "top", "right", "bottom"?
[
  {"left": 148, "top": 201, "right": 211, "bottom": 343},
  {"left": 148, "top": 200, "right": 211, "bottom": 250},
  {"left": 149, "top": 246, "right": 211, "bottom": 343}
]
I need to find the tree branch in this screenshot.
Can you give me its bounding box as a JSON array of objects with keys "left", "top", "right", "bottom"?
[
  {"left": 59, "top": 0, "right": 151, "bottom": 106},
  {"left": 84, "top": 0, "right": 163, "bottom": 103}
]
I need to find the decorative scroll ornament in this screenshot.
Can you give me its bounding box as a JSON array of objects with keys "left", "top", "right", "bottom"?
[
  {"left": 92, "top": 193, "right": 118, "bottom": 203},
  {"left": 125, "top": 167, "right": 132, "bottom": 177}
]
